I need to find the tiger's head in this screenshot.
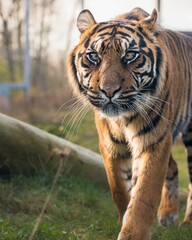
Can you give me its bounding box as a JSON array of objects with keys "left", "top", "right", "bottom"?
[{"left": 67, "top": 8, "right": 166, "bottom": 117}]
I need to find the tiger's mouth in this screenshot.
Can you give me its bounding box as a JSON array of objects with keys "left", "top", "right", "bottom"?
[
  {"left": 102, "top": 102, "right": 120, "bottom": 117},
  {"left": 87, "top": 89, "right": 137, "bottom": 117},
  {"left": 96, "top": 101, "right": 133, "bottom": 117}
]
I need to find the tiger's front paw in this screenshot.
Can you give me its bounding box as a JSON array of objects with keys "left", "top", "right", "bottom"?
[
  {"left": 117, "top": 231, "right": 132, "bottom": 240},
  {"left": 117, "top": 231, "right": 150, "bottom": 240},
  {"left": 180, "top": 219, "right": 192, "bottom": 226},
  {"left": 157, "top": 208, "right": 178, "bottom": 226},
  {"left": 117, "top": 225, "right": 150, "bottom": 240}
]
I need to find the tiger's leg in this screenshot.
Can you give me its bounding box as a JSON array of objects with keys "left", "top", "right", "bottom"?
[
  {"left": 118, "top": 133, "right": 171, "bottom": 240},
  {"left": 181, "top": 127, "right": 192, "bottom": 225},
  {"left": 95, "top": 117, "right": 131, "bottom": 223},
  {"left": 157, "top": 154, "right": 179, "bottom": 225},
  {"left": 103, "top": 154, "right": 132, "bottom": 223}
]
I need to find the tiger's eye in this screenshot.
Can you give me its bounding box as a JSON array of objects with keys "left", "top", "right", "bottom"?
[
  {"left": 125, "top": 51, "right": 137, "bottom": 61},
  {"left": 86, "top": 51, "right": 100, "bottom": 63},
  {"left": 123, "top": 50, "right": 139, "bottom": 65}
]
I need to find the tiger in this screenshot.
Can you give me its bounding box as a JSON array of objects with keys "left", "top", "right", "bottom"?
[{"left": 67, "top": 7, "right": 192, "bottom": 240}]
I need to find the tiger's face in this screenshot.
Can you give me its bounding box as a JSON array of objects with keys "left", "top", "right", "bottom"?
[{"left": 68, "top": 8, "right": 165, "bottom": 117}]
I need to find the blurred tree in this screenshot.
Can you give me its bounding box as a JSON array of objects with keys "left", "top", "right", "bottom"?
[
  {"left": 32, "top": 0, "right": 56, "bottom": 89},
  {"left": 15, "top": 0, "right": 24, "bottom": 74},
  {"left": 0, "top": 0, "right": 15, "bottom": 82},
  {"left": 0, "top": 0, "right": 81, "bottom": 112},
  {"left": 0, "top": 0, "right": 24, "bottom": 83}
]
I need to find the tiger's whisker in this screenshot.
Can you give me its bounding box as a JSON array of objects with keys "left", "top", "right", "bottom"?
[
  {"left": 63, "top": 102, "right": 89, "bottom": 140},
  {"left": 134, "top": 102, "right": 155, "bottom": 132},
  {"left": 136, "top": 95, "right": 172, "bottom": 124},
  {"left": 68, "top": 101, "right": 90, "bottom": 139},
  {"left": 61, "top": 97, "right": 87, "bottom": 126}
]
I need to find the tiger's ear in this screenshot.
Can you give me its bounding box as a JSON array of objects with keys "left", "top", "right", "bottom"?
[
  {"left": 140, "top": 9, "right": 158, "bottom": 29},
  {"left": 77, "top": 9, "right": 97, "bottom": 33}
]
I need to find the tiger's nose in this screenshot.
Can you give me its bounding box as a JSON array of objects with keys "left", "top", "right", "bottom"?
[{"left": 99, "top": 83, "right": 121, "bottom": 98}]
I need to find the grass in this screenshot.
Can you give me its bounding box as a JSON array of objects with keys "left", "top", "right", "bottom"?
[
  {"left": 0, "top": 165, "right": 192, "bottom": 240},
  {"left": 0, "top": 174, "right": 119, "bottom": 240},
  {"left": 1, "top": 113, "right": 192, "bottom": 239}
]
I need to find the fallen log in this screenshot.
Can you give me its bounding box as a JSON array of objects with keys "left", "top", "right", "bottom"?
[{"left": 0, "top": 113, "right": 107, "bottom": 186}]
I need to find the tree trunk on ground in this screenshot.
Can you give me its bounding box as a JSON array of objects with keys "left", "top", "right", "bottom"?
[{"left": 0, "top": 113, "right": 107, "bottom": 186}]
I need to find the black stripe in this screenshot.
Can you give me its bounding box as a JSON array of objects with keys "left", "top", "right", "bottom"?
[
  {"left": 114, "top": 39, "right": 121, "bottom": 53},
  {"left": 71, "top": 54, "right": 77, "bottom": 80},
  {"left": 100, "top": 41, "right": 106, "bottom": 54},
  {"left": 88, "top": 94, "right": 103, "bottom": 100},
  {"left": 97, "top": 32, "right": 112, "bottom": 37},
  {"left": 126, "top": 15, "right": 139, "bottom": 21},
  {"left": 139, "top": 70, "right": 153, "bottom": 78},
  {"left": 125, "top": 113, "right": 139, "bottom": 126},
  {"left": 138, "top": 91, "right": 169, "bottom": 136},
  {"left": 90, "top": 24, "right": 105, "bottom": 35},
  {"left": 138, "top": 27, "right": 154, "bottom": 43},
  {"left": 137, "top": 32, "right": 147, "bottom": 47},
  {"left": 89, "top": 99, "right": 102, "bottom": 108},
  {"left": 140, "top": 46, "right": 163, "bottom": 93},
  {"left": 71, "top": 54, "right": 84, "bottom": 93},
  {"left": 116, "top": 30, "right": 131, "bottom": 38},
  {"left": 90, "top": 23, "right": 135, "bottom": 42},
  {"left": 84, "top": 72, "right": 91, "bottom": 78},
  {"left": 84, "top": 38, "right": 90, "bottom": 48},
  {"left": 111, "top": 26, "right": 117, "bottom": 37},
  {"left": 136, "top": 55, "right": 146, "bottom": 69},
  {"left": 120, "top": 25, "right": 135, "bottom": 33},
  {"left": 130, "top": 39, "right": 136, "bottom": 48},
  {"left": 78, "top": 52, "right": 84, "bottom": 58},
  {"left": 149, "top": 46, "right": 163, "bottom": 92},
  {"left": 156, "top": 46, "right": 163, "bottom": 75},
  {"left": 146, "top": 48, "right": 155, "bottom": 65},
  {"left": 96, "top": 24, "right": 117, "bottom": 33},
  {"left": 147, "top": 129, "right": 168, "bottom": 150},
  {"left": 106, "top": 123, "right": 127, "bottom": 145},
  {"left": 155, "top": 130, "right": 168, "bottom": 145},
  {"left": 81, "top": 59, "right": 90, "bottom": 68}
]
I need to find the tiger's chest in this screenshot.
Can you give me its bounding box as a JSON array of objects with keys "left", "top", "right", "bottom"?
[{"left": 106, "top": 116, "right": 151, "bottom": 159}]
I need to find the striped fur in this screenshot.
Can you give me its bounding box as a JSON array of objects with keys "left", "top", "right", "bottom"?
[{"left": 67, "top": 8, "right": 192, "bottom": 239}]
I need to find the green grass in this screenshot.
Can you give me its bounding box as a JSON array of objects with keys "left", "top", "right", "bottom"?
[
  {"left": 1, "top": 114, "right": 192, "bottom": 239},
  {"left": 0, "top": 167, "right": 192, "bottom": 240},
  {"left": 0, "top": 174, "right": 119, "bottom": 240},
  {"left": 172, "top": 145, "right": 189, "bottom": 189}
]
